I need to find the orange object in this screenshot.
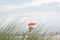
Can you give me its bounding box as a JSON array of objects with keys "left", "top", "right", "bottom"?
[
  {"left": 28, "top": 22, "right": 36, "bottom": 32},
  {"left": 28, "top": 22, "right": 36, "bottom": 27}
]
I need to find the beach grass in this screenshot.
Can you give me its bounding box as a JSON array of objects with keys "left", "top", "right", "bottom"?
[{"left": 0, "top": 17, "right": 53, "bottom": 40}]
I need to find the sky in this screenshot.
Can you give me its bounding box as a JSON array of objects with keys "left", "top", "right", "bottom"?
[{"left": 0, "top": 0, "right": 60, "bottom": 32}]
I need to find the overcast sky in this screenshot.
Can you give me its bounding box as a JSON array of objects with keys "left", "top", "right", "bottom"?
[{"left": 0, "top": 0, "right": 60, "bottom": 32}]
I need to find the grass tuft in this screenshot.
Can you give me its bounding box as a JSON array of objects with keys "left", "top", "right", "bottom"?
[{"left": 0, "top": 17, "right": 53, "bottom": 40}]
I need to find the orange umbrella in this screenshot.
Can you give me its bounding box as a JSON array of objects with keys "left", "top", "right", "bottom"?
[
  {"left": 28, "top": 22, "right": 36, "bottom": 27},
  {"left": 28, "top": 22, "right": 36, "bottom": 32}
]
